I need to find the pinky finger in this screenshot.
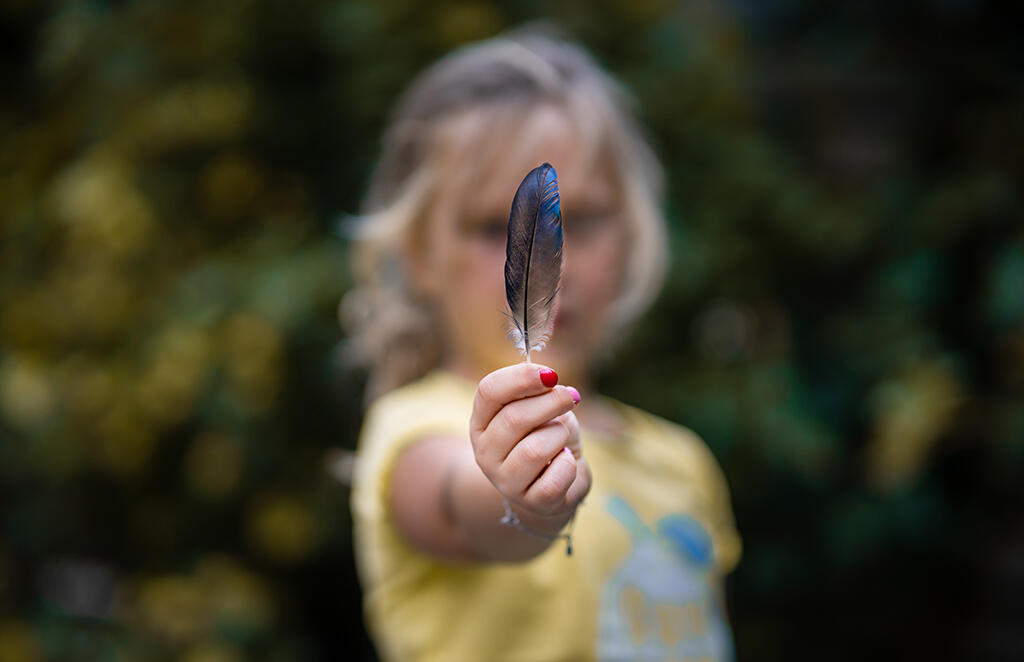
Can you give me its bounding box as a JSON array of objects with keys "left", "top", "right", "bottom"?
[{"left": 563, "top": 456, "right": 591, "bottom": 507}]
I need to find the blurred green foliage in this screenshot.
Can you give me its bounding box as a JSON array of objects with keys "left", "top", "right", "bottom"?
[{"left": 0, "top": 1, "right": 1021, "bottom": 661}]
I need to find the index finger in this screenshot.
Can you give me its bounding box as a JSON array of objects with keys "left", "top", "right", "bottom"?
[{"left": 470, "top": 363, "right": 558, "bottom": 434}]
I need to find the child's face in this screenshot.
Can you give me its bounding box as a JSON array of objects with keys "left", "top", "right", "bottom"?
[{"left": 413, "top": 105, "right": 628, "bottom": 383}]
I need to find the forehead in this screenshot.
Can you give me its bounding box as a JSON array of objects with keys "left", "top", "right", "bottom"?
[{"left": 433, "top": 103, "right": 619, "bottom": 217}]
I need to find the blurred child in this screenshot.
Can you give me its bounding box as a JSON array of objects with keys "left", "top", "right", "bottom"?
[{"left": 346, "top": 29, "right": 741, "bottom": 662}]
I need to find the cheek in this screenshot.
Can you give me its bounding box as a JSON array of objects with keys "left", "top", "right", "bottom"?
[
  {"left": 440, "top": 238, "right": 507, "bottom": 315},
  {"left": 463, "top": 241, "right": 505, "bottom": 291},
  {"left": 573, "top": 233, "right": 628, "bottom": 306},
  {"left": 442, "top": 239, "right": 519, "bottom": 370}
]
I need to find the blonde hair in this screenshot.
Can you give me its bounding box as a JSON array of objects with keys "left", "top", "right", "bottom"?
[{"left": 342, "top": 28, "right": 668, "bottom": 399}]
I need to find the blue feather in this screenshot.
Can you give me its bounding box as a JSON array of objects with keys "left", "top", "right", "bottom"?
[{"left": 504, "top": 163, "right": 563, "bottom": 361}]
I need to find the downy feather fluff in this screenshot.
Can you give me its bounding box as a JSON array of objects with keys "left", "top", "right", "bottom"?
[{"left": 504, "top": 163, "right": 563, "bottom": 361}]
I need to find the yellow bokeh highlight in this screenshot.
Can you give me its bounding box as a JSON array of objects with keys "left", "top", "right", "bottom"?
[
  {"left": 48, "top": 148, "right": 157, "bottom": 260},
  {"left": 0, "top": 621, "right": 40, "bottom": 662},
  {"left": 135, "top": 575, "right": 207, "bottom": 643},
  {"left": 123, "top": 556, "right": 275, "bottom": 649},
  {"left": 116, "top": 82, "right": 252, "bottom": 157},
  {"left": 0, "top": 357, "right": 55, "bottom": 431},
  {"left": 866, "top": 361, "right": 965, "bottom": 490},
  {"left": 246, "top": 493, "right": 318, "bottom": 564},
  {"left": 179, "top": 641, "right": 244, "bottom": 662},
  {"left": 220, "top": 314, "right": 282, "bottom": 411},
  {"left": 135, "top": 326, "right": 213, "bottom": 427},
  {"left": 195, "top": 556, "right": 274, "bottom": 635}
]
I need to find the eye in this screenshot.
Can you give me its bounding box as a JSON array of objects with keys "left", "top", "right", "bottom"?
[
  {"left": 461, "top": 217, "right": 507, "bottom": 243},
  {"left": 478, "top": 218, "right": 507, "bottom": 241},
  {"left": 567, "top": 211, "right": 614, "bottom": 238}
]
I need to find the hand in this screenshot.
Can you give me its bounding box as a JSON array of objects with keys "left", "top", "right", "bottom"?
[{"left": 470, "top": 363, "right": 591, "bottom": 529}]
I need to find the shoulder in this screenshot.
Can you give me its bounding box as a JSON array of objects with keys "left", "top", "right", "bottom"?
[
  {"left": 354, "top": 371, "right": 475, "bottom": 496},
  {"left": 360, "top": 371, "right": 475, "bottom": 448},
  {"left": 366, "top": 369, "right": 473, "bottom": 417}
]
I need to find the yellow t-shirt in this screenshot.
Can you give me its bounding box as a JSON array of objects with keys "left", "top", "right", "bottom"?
[{"left": 352, "top": 371, "right": 741, "bottom": 662}]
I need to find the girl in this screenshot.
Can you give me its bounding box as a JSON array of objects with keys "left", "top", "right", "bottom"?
[{"left": 346, "top": 29, "right": 741, "bottom": 662}]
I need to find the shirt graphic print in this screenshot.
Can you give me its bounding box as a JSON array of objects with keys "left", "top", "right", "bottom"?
[{"left": 598, "top": 495, "right": 734, "bottom": 662}]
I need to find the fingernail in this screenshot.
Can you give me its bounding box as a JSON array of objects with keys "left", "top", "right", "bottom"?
[
  {"left": 539, "top": 368, "right": 558, "bottom": 388},
  {"left": 562, "top": 446, "right": 574, "bottom": 459},
  {"left": 566, "top": 386, "right": 581, "bottom": 405}
]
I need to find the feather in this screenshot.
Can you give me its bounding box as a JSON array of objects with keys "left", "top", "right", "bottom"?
[{"left": 504, "top": 163, "right": 563, "bottom": 362}]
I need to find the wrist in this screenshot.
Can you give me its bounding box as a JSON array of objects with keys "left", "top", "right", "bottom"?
[
  {"left": 499, "top": 496, "right": 579, "bottom": 556},
  {"left": 509, "top": 503, "right": 576, "bottom": 536}
]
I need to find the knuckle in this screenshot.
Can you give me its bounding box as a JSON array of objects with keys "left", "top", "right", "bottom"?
[
  {"left": 492, "top": 474, "right": 514, "bottom": 497},
  {"left": 518, "top": 362, "right": 541, "bottom": 384},
  {"left": 472, "top": 446, "right": 492, "bottom": 475},
  {"left": 538, "top": 419, "right": 569, "bottom": 446},
  {"left": 476, "top": 375, "right": 499, "bottom": 404},
  {"left": 552, "top": 420, "right": 571, "bottom": 444},
  {"left": 499, "top": 406, "right": 524, "bottom": 433},
  {"left": 554, "top": 387, "right": 575, "bottom": 410},
  {"left": 474, "top": 433, "right": 498, "bottom": 466},
  {"left": 551, "top": 414, "right": 577, "bottom": 441},
  {"left": 563, "top": 411, "right": 580, "bottom": 433},
  {"left": 532, "top": 481, "right": 566, "bottom": 511},
  {"left": 517, "top": 437, "right": 545, "bottom": 466}
]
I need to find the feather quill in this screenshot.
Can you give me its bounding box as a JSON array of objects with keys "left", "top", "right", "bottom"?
[{"left": 504, "top": 163, "right": 563, "bottom": 362}]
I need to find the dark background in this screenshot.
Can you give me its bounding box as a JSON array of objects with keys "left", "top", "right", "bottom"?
[{"left": 1, "top": 1, "right": 1022, "bottom": 660}]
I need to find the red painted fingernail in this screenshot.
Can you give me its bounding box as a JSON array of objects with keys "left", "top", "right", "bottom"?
[
  {"left": 566, "top": 386, "right": 581, "bottom": 405},
  {"left": 539, "top": 368, "right": 558, "bottom": 388}
]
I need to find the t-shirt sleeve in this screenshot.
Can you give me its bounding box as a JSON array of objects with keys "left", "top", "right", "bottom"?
[
  {"left": 353, "top": 382, "right": 469, "bottom": 519},
  {"left": 692, "top": 439, "right": 742, "bottom": 575},
  {"left": 350, "top": 377, "right": 472, "bottom": 588},
  {"left": 650, "top": 416, "right": 742, "bottom": 575}
]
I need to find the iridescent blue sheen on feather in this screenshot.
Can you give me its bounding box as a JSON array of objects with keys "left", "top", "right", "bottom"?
[{"left": 504, "top": 163, "right": 563, "bottom": 361}]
